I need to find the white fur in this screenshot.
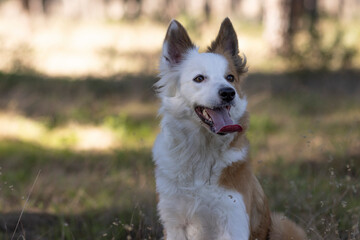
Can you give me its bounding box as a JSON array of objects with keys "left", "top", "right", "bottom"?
[{"left": 153, "top": 45, "right": 249, "bottom": 239}]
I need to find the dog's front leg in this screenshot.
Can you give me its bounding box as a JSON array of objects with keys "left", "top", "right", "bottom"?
[
  {"left": 158, "top": 196, "right": 190, "bottom": 240},
  {"left": 164, "top": 224, "right": 189, "bottom": 240}
]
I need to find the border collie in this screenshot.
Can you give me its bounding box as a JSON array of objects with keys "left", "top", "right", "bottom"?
[{"left": 153, "top": 18, "right": 307, "bottom": 240}]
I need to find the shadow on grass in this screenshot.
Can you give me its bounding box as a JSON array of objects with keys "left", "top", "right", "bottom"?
[
  {"left": 0, "top": 207, "right": 163, "bottom": 240},
  {"left": 0, "top": 139, "right": 160, "bottom": 239},
  {"left": 0, "top": 71, "right": 158, "bottom": 127},
  {"left": 245, "top": 70, "right": 360, "bottom": 96},
  {"left": 244, "top": 70, "right": 360, "bottom": 116}
]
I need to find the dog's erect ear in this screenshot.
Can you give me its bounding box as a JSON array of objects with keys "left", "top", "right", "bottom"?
[
  {"left": 208, "top": 18, "right": 239, "bottom": 56},
  {"left": 162, "top": 20, "right": 195, "bottom": 66},
  {"left": 208, "top": 18, "right": 247, "bottom": 75}
]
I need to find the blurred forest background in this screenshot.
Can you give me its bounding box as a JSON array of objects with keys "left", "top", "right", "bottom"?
[{"left": 0, "top": 0, "right": 359, "bottom": 239}]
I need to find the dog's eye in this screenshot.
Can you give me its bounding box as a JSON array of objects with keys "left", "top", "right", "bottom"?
[
  {"left": 193, "top": 75, "right": 205, "bottom": 83},
  {"left": 226, "top": 74, "right": 235, "bottom": 82}
]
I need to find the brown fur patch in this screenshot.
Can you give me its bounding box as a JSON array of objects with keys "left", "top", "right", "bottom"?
[
  {"left": 269, "top": 213, "right": 307, "bottom": 240},
  {"left": 219, "top": 159, "right": 252, "bottom": 213},
  {"left": 230, "top": 111, "right": 249, "bottom": 149},
  {"left": 249, "top": 176, "right": 272, "bottom": 240},
  {"left": 218, "top": 157, "right": 272, "bottom": 240}
]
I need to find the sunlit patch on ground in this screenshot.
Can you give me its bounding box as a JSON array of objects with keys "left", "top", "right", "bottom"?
[
  {"left": 0, "top": 112, "right": 116, "bottom": 150},
  {"left": 0, "top": 112, "right": 158, "bottom": 151}
]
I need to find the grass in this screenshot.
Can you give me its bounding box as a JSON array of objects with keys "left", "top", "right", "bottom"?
[
  {"left": 259, "top": 156, "right": 360, "bottom": 239},
  {"left": 0, "top": 139, "right": 160, "bottom": 239},
  {"left": 0, "top": 70, "right": 359, "bottom": 239}
]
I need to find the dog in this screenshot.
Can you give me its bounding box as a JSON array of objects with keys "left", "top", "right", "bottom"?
[{"left": 152, "top": 18, "right": 307, "bottom": 240}]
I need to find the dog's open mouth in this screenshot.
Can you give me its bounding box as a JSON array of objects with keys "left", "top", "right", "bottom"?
[{"left": 195, "top": 106, "right": 243, "bottom": 134}]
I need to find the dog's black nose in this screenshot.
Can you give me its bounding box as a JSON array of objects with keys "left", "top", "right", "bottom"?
[{"left": 219, "top": 87, "right": 235, "bottom": 102}]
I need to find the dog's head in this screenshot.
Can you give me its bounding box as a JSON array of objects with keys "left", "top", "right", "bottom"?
[{"left": 156, "top": 18, "right": 248, "bottom": 136}]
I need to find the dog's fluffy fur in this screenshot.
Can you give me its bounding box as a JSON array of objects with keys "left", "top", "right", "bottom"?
[{"left": 153, "top": 18, "right": 307, "bottom": 240}]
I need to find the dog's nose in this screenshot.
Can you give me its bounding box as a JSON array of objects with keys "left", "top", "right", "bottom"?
[{"left": 219, "top": 87, "right": 235, "bottom": 102}]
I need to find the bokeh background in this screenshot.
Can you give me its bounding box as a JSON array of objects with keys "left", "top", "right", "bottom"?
[{"left": 0, "top": 0, "right": 359, "bottom": 239}]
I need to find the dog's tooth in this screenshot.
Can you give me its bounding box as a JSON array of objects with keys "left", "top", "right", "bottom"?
[{"left": 203, "top": 109, "right": 210, "bottom": 120}]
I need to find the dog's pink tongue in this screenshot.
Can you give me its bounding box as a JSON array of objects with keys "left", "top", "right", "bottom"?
[{"left": 205, "top": 108, "right": 243, "bottom": 133}]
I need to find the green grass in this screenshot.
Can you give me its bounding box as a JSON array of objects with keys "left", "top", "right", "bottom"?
[{"left": 0, "top": 70, "right": 359, "bottom": 239}]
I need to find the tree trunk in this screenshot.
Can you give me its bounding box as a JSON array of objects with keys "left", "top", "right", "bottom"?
[{"left": 263, "top": 0, "right": 303, "bottom": 56}]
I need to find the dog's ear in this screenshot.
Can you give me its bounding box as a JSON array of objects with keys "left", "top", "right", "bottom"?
[
  {"left": 208, "top": 17, "right": 239, "bottom": 56},
  {"left": 208, "top": 18, "right": 247, "bottom": 75},
  {"left": 161, "top": 20, "right": 195, "bottom": 66}
]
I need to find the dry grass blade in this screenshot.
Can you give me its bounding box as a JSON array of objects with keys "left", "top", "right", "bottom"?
[{"left": 10, "top": 170, "right": 42, "bottom": 240}]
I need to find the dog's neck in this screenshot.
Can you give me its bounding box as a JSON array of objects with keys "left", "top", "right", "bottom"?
[{"left": 156, "top": 112, "right": 247, "bottom": 187}]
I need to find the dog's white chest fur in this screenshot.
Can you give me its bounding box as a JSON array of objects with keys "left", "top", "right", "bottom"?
[{"left": 153, "top": 122, "right": 250, "bottom": 240}]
